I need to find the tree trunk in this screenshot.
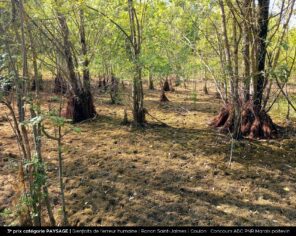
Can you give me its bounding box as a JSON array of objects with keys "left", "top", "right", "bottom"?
[
  {"left": 203, "top": 81, "right": 209, "bottom": 95},
  {"left": 203, "top": 69, "right": 209, "bottom": 95},
  {"left": 79, "top": 9, "right": 91, "bottom": 93},
  {"left": 232, "top": 17, "right": 241, "bottom": 139},
  {"left": 148, "top": 72, "right": 154, "bottom": 90},
  {"left": 53, "top": 72, "right": 67, "bottom": 94},
  {"left": 132, "top": 66, "right": 145, "bottom": 125},
  {"left": 242, "top": 0, "right": 251, "bottom": 102},
  {"left": 57, "top": 126, "right": 68, "bottom": 226},
  {"left": 27, "top": 23, "right": 42, "bottom": 92},
  {"left": 57, "top": 13, "right": 79, "bottom": 95},
  {"left": 65, "top": 90, "right": 96, "bottom": 123},
  {"left": 110, "top": 75, "right": 119, "bottom": 104},
  {"left": 160, "top": 89, "right": 169, "bottom": 102},
  {"left": 254, "top": 0, "right": 270, "bottom": 107},
  {"left": 163, "top": 78, "right": 170, "bottom": 92},
  {"left": 18, "top": 0, "right": 26, "bottom": 122},
  {"left": 219, "top": 0, "right": 241, "bottom": 139},
  {"left": 57, "top": 9, "right": 96, "bottom": 123},
  {"left": 53, "top": 52, "right": 67, "bottom": 94},
  {"left": 128, "top": 0, "right": 146, "bottom": 125},
  {"left": 211, "top": 0, "right": 277, "bottom": 139},
  {"left": 20, "top": 0, "right": 42, "bottom": 225}
]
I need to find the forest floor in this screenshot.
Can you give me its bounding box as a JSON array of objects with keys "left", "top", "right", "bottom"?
[{"left": 0, "top": 80, "right": 296, "bottom": 226}]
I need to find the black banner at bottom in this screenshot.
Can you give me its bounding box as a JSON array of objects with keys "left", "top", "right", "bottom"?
[{"left": 0, "top": 227, "right": 294, "bottom": 235}]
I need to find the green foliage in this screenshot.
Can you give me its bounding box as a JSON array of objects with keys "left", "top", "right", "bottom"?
[
  {"left": 273, "top": 64, "right": 290, "bottom": 83},
  {"left": 0, "top": 208, "right": 13, "bottom": 219},
  {"left": 13, "top": 0, "right": 209, "bottom": 82},
  {"left": 271, "top": 96, "right": 296, "bottom": 120}
]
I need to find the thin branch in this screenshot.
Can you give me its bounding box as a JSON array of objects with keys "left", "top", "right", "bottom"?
[{"left": 86, "top": 5, "right": 135, "bottom": 50}]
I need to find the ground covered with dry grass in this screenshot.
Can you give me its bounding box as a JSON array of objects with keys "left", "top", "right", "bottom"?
[{"left": 0, "top": 81, "right": 296, "bottom": 226}]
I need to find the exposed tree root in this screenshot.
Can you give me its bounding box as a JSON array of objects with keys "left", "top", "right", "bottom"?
[
  {"left": 149, "top": 76, "right": 154, "bottom": 90},
  {"left": 110, "top": 75, "right": 120, "bottom": 104},
  {"left": 31, "top": 78, "right": 43, "bottom": 91},
  {"left": 97, "top": 79, "right": 103, "bottom": 88},
  {"left": 203, "top": 83, "right": 209, "bottom": 95},
  {"left": 53, "top": 76, "right": 67, "bottom": 94},
  {"left": 160, "top": 89, "right": 169, "bottom": 102},
  {"left": 210, "top": 101, "right": 277, "bottom": 139},
  {"left": 215, "top": 92, "right": 221, "bottom": 99},
  {"left": 65, "top": 91, "right": 97, "bottom": 123},
  {"left": 163, "top": 79, "right": 170, "bottom": 92},
  {"left": 97, "top": 78, "right": 108, "bottom": 91}
]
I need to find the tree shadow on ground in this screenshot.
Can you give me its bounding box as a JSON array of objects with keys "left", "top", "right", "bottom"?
[
  {"left": 61, "top": 147, "right": 296, "bottom": 226},
  {"left": 54, "top": 114, "right": 296, "bottom": 226}
]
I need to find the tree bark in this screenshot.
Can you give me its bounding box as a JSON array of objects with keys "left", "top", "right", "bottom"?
[
  {"left": 128, "top": 0, "right": 145, "bottom": 125},
  {"left": 27, "top": 22, "right": 42, "bottom": 93},
  {"left": 57, "top": 126, "right": 68, "bottom": 226},
  {"left": 79, "top": 9, "right": 91, "bottom": 93},
  {"left": 148, "top": 71, "right": 154, "bottom": 90},
  {"left": 17, "top": 0, "right": 26, "bottom": 122},
  {"left": 163, "top": 78, "right": 170, "bottom": 92},
  {"left": 232, "top": 17, "right": 241, "bottom": 139},
  {"left": 254, "top": 0, "right": 270, "bottom": 107},
  {"left": 219, "top": 0, "right": 241, "bottom": 139},
  {"left": 57, "top": 13, "right": 80, "bottom": 95},
  {"left": 57, "top": 8, "right": 96, "bottom": 123},
  {"left": 242, "top": 0, "right": 251, "bottom": 102},
  {"left": 132, "top": 65, "right": 145, "bottom": 124},
  {"left": 110, "top": 74, "right": 119, "bottom": 104}
]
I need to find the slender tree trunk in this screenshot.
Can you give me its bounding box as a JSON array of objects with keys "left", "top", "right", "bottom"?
[
  {"left": 19, "top": 0, "right": 43, "bottom": 225},
  {"left": 242, "top": 0, "right": 251, "bottom": 102},
  {"left": 54, "top": 53, "right": 67, "bottom": 94},
  {"left": 27, "top": 23, "right": 42, "bottom": 93},
  {"left": 79, "top": 9, "right": 90, "bottom": 93},
  {"left": 254, "top": 0, "right": 270, "bottom": 107},
  {"left": 110, "top": 74, "right": 119, "bottom": 104},
  {"left": 232, "top": 17, "right": 241, "bottom": 139},
  {"left": 148, "top": 71, "right": 154, "bottom": 90},
  {"left": 19, "top": 0, "right": 28, "bottom": 96},
  {"left": 250, "top": 0, "right": 258, "bottom": 97},
  {"left": 78, "top": 8, "right": 97, "bottom": 117},
  {"left": 57, "top": 13, "right": 79, "bottom": 95},
  {"left": 219, "top": 0, "right": 241, "bottom": 138},
  {"left": 16, "top": 0, "right": 26, "bottom": 122},
  {"left": 203, "top": 68, "right": 209, "bottom": 95},
  {"left": 219, "top": 0, "right": 233, "bottom": 89},
  {"left": 128, "top": 0, "right": 145, "bottom": 125},
  {"left": 58, "top": 126, "right": 68, "bottom": 226},
  {"left": 132, "top": 65, "right": 145, "bottom": 124},
  {"left": 43, "top": 186, "right": 56, "bottom": 226},
  {"left": 203, "top": 81, "right": 208, "bottom": 95}
]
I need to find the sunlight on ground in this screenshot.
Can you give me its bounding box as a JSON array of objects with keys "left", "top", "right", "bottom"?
[{"left": 0, "top": 82, "right": 295, "bottom": 226}]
